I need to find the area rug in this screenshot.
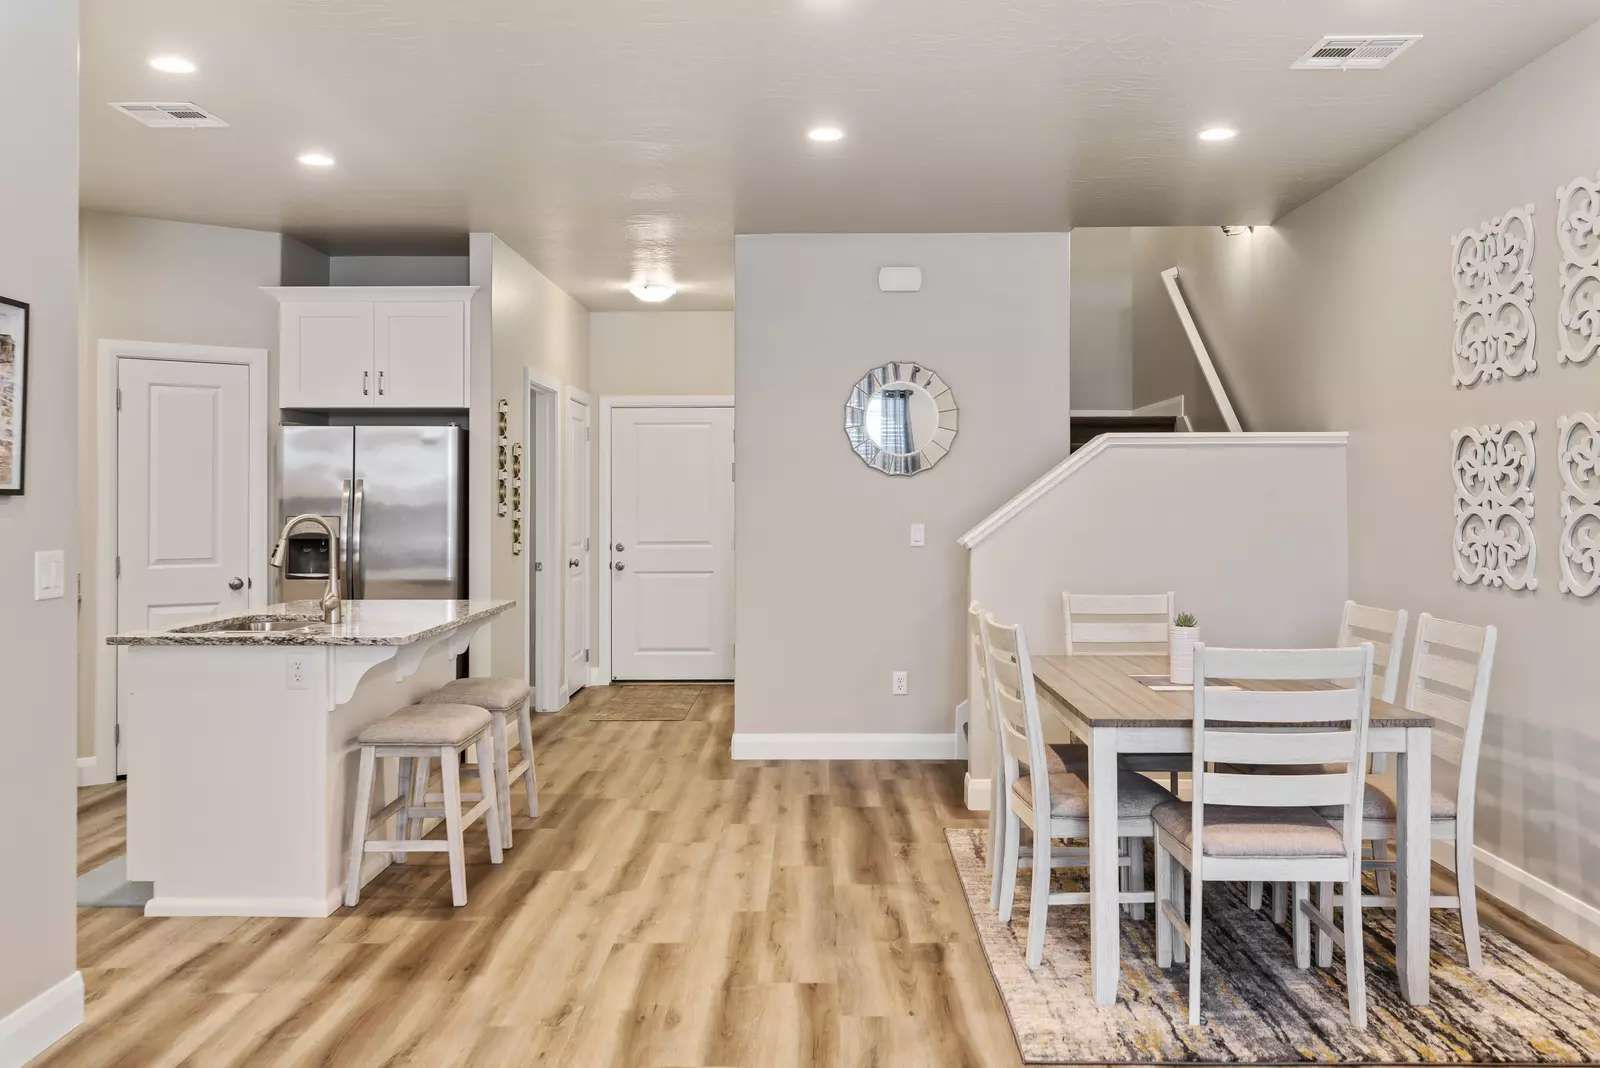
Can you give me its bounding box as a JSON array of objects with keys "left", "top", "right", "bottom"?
[
  {"left": 76, "top": 856, "right": 153, "bottom": 909},
  {"left": 589, "top": 684, "right": 704, "bottom": 722},
  {"left": 946, "top": 827, "right": 1600, "bottom": 1064}
]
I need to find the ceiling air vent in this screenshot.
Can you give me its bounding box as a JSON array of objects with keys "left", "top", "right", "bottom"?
[
  {"left": 110, "top": 101, "right": 230, "bottom": 128},
  {"left": 1292, "top": 35, "right": 1421, "bottom": 71}
]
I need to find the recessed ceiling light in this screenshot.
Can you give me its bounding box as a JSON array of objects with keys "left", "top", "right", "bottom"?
[
  {"left": 148, "top": 55, "right": 197, "bottom": 74},
  {"left": 807, "top": 126, "right": 845, "bottom": 143},
  {"left": 297, "top": 152, "right": 335, "bottom": 167},
  {"left": 629, "top": 282, "right": 677, "bottom": 303},
  {"left": 1198, "top": 126, "right": 1239, "bottom": 142}
]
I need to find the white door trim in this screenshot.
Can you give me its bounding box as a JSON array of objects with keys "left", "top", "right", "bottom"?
[
  {"left": 564, "top": 386, "right": 593, "bottom": 700},
  {"left": 90, "top": 340, "right": 270, "bottom": 786},
  {"left": 522, "top": 367, "right": 564, "bottom": 714},
  {"left": 597, "top": 395, "right": 736, "bottom": 686}
]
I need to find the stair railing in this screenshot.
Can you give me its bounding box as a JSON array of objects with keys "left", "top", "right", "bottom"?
[{"left": 1161, "top": 267, "right": 1242, "bottom": 433}]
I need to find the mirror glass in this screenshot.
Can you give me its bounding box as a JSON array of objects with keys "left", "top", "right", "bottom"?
[{"left": 844, "top": 363, "right": 958, "bottom": 476}]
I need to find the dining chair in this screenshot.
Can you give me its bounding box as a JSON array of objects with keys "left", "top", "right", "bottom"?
[
  {"left": 1326, "top": 613, "right": 1498, "bottom": 969},
  {"left": 1153, "top": 643, "right": 1375, "bottom": 1027},
  {"left": 984, "top": 611, "right": 1174, "bottom": 969},
  {"left": 1249, "top": 599, "right": 1410, "bottom": 915},
  {"left": 1062, "top": 590, "right": 1189, "bottom": 793}
]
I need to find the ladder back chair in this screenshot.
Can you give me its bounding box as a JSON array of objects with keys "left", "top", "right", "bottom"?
[
  {"left": 984, "top": 611, "right": 1172, "bottom": 969},
  {"left": 1153, "top": 643, "right": 1375, "bottom": 1027}
]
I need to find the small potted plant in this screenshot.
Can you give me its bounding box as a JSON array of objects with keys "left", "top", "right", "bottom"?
[{"left": 1170, "top": 612, "right": 1200, "bottom": 684}]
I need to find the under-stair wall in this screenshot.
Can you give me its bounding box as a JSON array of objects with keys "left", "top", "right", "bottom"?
[{"left": 960, "top": 432, "right": 1349, "bottom": 809}]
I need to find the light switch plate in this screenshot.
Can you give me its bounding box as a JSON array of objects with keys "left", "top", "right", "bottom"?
[
  {"left": 910, "top": 523, "right": 925, "bottom": 547},
  {"left": 34, "top": 550, "right": 65, "bottom": 601}
]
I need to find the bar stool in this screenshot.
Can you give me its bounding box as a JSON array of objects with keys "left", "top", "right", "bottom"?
[
  {"left": 345, "top": 703, "right": 504, "bottom": 908},
  {"left": 416, "top": 677, "right": 538, "bottom": 848}
]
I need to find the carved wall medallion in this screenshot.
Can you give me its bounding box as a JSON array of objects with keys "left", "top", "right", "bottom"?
[
  {"left": 1452, "top": 422, "right": 1538, "bottom": 590},
  {"left": 1451, "top": 205, "right": 1537, "bottom": 386},
  {"left": 1556, "top": 174, "right": 1600, "bottom": 366},
  {"left": 1556, "top": 412, "right": 1600, "bottom": 597}
]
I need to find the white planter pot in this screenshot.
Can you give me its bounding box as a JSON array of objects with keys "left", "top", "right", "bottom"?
[{"left": 1169, "top": 627, "right": 1199, "bottom": 685}]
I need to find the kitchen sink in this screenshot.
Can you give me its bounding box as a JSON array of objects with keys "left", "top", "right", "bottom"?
[{"left": 185, "top": 618, "right": 321, "bottom": 634}]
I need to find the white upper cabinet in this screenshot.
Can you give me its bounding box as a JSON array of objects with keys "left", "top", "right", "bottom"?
[{"left": 267, "top": 287, "right": 475, "bottom": 410}]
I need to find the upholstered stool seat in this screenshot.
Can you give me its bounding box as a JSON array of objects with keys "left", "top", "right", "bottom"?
[
  {"left": 344, "top": 703, "right": 504, "bottom": 909},
  {"left": 357, "top": 703, "right": 489, "bottom": 746},
  {"left": 417, "top": 676, "right": 539, "bottom": 847}
]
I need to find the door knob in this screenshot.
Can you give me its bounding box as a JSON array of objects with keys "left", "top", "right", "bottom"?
[
  {"left": 615, "top": 542, "right": 625, "bottom": 552},
  {"left": 228, "top": 577, "right": 245, "bottom": 591},
  {"left": 614, "top": 562, "right": 625, "bottom": 571}
]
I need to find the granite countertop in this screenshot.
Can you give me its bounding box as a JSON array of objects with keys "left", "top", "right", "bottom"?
[{"left": 108, "top": 599, "right": 515, "bottom": 647}]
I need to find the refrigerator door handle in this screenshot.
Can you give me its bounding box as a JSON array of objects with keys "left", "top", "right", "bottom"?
[
  {"left": 351, "top": 478, "right": 365, "bottom": 600},
  {"left": 338, "top": 478, "right": 353, "bottom": 601}
]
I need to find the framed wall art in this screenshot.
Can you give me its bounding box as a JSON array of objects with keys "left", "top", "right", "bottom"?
[{"left": 0, "top": 296, "right": 29, "bottom": 495}]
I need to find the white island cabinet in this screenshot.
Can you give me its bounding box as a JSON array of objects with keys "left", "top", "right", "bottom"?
[{"left": 108, "top": 599, "right": 513, "bottom": 918}]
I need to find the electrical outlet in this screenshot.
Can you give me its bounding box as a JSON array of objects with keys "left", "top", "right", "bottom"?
[
  {"left": 892, "top": 670, "right": 908, "bottom": 695},
  {"left": 287, "top": 654, "right": 310, "bottom": 690},
  {"left": 909, "top": 523, "right": 925, "bottom": 547}
]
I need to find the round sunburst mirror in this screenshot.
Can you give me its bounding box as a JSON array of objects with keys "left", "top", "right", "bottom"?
[{"left": 843, "top": 363, "right": 958, "bottom": 476}]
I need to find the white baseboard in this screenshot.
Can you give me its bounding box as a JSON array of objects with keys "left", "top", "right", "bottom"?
[
  {"left": 1468, "top": 845, "right": 1600, "bottom": 956},
  {"left": 964, "top": 774, "right": 992, "bottom": 812},
  {"left": 587, "top": 667, "right": 606, "bottom": 687},
  {"left": 731, "top": 732, "right": 958, "bottom": 761},
  {"left": 0, "top": 971, "right": 83, "bottom": 1068},
  {"left": 76, "top": 756, "right": 111, "bottom": 788}
]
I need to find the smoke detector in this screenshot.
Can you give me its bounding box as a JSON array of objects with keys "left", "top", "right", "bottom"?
[
  {"left": 110, "top": 101, "right": 229, "bottom": 128},
  {"left": 1292, "top": 35, "right": 1421, "bottom": 71}
]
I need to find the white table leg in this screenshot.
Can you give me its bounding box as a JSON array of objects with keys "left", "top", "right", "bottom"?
[
  {"left": 1089, "top": 726, "right": 1120, "bottom": 1005},
  {"left": 1395, "top": 726, "right": 1432, "bottom": 1005}
]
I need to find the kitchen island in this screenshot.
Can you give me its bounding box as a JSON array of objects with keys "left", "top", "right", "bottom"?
[{"left": 109, "top": 598, "right": 514, "bottom": 917}]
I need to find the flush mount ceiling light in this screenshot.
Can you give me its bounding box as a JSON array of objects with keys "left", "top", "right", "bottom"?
[
  {"left": 148, "top": 55, "right": 197, "bottom": 74},
  {"left": 1197, "top": 126, "right": 1239, "bottom": 142},
  {"left": 807, "top": 126, "right": 845, "bottom": 143},
  {"left": 297, "top": 152, "right": 335, "bottom": 167},
  {"left": 629, "top": 282, "right": 677, "bottom": 303}
]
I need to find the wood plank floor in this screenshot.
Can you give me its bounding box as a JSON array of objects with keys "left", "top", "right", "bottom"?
[{"left": 49, "top": 683, "right": 1600, "bottom": 1066}]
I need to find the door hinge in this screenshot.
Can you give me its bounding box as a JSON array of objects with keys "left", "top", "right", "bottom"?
[
  {"left": 115, "top": 723, "right": 121, "bottom": 746},
  {"left": 584, "top": 537, "right": 589, "bottom": 551},
  {"left": 585, "top": 648, "right": 590, "bottom": 662},
  {"left": 534, "top": 561, "right": 543, "bottom": 572},
  {"left": 115, "top": 387, "right": 122, "bottom": 411},
  {"left": 115, "top": 556, "right": 121, "bottom": 579},
  {"left": 584, "top": 426, "right": 590, "bottom": 441},
  {"left": 731, "top": 462, "right": 735, "bottom": 482}
]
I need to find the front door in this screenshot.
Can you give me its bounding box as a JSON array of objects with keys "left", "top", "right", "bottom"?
[
  {"left": 565, "top": 394, "right": 591, "bottom": 694},
  {"left": 117, "top": 357, "right": 252, "bottom": 772},
  {"left": 610, "top": 407, "right": 735, "bottom": 680}
]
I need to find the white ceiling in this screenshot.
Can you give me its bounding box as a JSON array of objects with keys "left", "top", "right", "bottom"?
[{"left": 81, "top": 0, "right": 1597, "bottom": 310}]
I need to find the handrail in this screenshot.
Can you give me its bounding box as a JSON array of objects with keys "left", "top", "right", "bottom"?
[{"left": 1161, "top": 267, "right": 1242, "bottom": 433}]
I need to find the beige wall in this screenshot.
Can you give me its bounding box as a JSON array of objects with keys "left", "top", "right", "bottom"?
[
  {"left": 590, "top": 311, "right": 734, "bottom": 397},
  {"left": 472, "top": 234, "right": 590, "bottom": 685},
  {"left": 0, "top": 0, "right": 80, "bottom": 1047},
  {"left": 1068, "top": 228, "right": 1133, "bottom": 411},
  {"left": 966, "top": 436, "right": 1349, "bottom": 782},
  {"left": 1165, "top": 23, "right": 1600, "bottom": 938},
  {"left": 734, "top": 233, "right": 1072, "bottom": 740},
  {"left": 76, "top": 213, "right": 299, "bottom": 759}
]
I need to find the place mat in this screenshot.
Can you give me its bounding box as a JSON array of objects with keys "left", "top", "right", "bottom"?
[
  {"left": 947, "top": 827, "right": 1600, "bottom": 1064},
  {"left": 589, "top": 684, "right": 704, "bottom": 722}
]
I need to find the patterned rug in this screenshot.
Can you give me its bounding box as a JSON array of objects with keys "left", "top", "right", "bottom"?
[
  {"left": 589, "top": 684, "right": 705, "bottom": 721},
  {"left": 946, "top": 827, "right": 1600, "bottom": 1063}
]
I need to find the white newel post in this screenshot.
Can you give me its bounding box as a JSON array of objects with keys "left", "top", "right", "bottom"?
[{"left": 1169, "top": 626, "right": 1199, "bottom": 684}]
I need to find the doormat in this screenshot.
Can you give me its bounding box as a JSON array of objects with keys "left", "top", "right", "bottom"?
[
  {"left": 946, "top": 827, "right": 1600, "bottom": 1064},
  {"left": 589, "top": 684, "right": 704, "bottom": 722}
]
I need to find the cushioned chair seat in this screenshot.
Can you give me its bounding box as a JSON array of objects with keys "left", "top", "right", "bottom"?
[
  {"left": 418, "top": 676, "right": 531, "bottom": 713},
  {"left": 1152, "top": 801, "right": 1346, "bottom": 857},
  {"left": 357, "top": 703, "right": 490, "bottom": 746},
  {"left": 1011, "top": 767, "right": 1174, "bottom": 820},
  {"left": 1316, "top": 776, "right": 1458, "bottom": 821}
]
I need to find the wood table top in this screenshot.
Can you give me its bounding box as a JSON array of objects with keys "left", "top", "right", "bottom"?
[{"left": 1032, "top": 654, "right": 1433, "bottom": 730}]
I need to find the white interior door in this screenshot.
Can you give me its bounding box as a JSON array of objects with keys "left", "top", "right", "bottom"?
[
  {"left": 611, "top": 407, "right": 735, "bottom": 680},
  {"left": 565, "top": 394, "right": 591, "bottom": 693},
  {"left": 117, "top": 357, "right": 252, "bottom": 772}
]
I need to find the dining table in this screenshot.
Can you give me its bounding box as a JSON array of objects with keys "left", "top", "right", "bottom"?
[{"left": 1031, "top": 653, "right": 1437, "bottom": 1008}]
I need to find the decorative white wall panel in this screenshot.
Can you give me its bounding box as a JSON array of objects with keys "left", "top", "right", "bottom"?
[
  {"left": 1452, "top": 422, "right": 1538, "bottom": 590},
  {"left": 1452, "top": 206, "right": 1537, "bottom": 386},
  {"left": 1556, "top": 412, "right": 1600, "bottom": 597},
  {"left": 1556, "top": 174, "right": 1600, "bottom": 367}
]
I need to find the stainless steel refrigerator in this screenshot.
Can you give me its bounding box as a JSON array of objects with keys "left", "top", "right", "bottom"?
[{"left": 279, "top": 425, "right": 466, "bottom": 602}]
